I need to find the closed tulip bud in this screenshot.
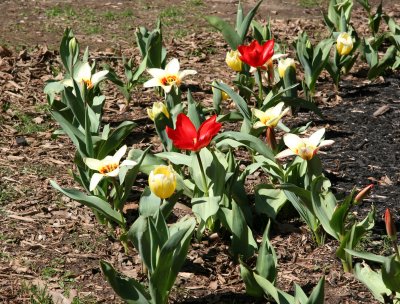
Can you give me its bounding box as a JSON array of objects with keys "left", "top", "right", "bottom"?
[
  {"left": 225, "top": 50, "right": 243, "bottom": 72},
  {"left": 149, "top": 165, "right": 176, "bottom": 199},
  {"left": 278, "top": 58, "right": 296, "bottom": 78},
  {"left": 336, "top": 32, "right": 353, "bottom": 56},
  {"left": 212, "top": 81, "right": 229, "bottom": 101},
  {"left": 147, "top": 101, "right": 170, "bottom": 121},
  {"left": 69, "top": 37, "right": 77, "bottom": 55},
  {"left": 354, "top": 184, "right": 373, "bottom": 204},
  {"left": 385, "top": 208, "right": 397, "bottom": 241}
]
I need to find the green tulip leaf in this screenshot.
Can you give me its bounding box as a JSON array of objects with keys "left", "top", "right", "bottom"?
[
  {"left": 205, "top": 16, "right": 241, "bottom": 50},
  {"left": 50, "top": 180, "right": 124, "bottom": 226},
  {"left": 100, "top": 261, "right": 150, "bottom": 304}
]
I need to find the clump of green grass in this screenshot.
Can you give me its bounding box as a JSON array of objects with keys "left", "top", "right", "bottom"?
[
  {"left": 299, "top": 0, "right": 324, "bottom": 8},
  {"left": 21, "top": 283, "right": 54, "bottom": 304},
  {"left": 188, "top": 0, "right": 204, "bottom": 6},
  {"left": 45, "top": 5, "right": 76, "bottom": 18}
]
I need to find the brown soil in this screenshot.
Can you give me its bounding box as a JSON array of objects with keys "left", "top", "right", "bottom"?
[{"left": 1, "top": 0, "right": 400, "bottom": 303}]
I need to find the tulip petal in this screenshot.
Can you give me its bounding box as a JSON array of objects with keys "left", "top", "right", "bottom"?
[
  {"left": 91, "top": 70, "right": 109, "bottom": 86},
  {"left": 85, "top": 158, "right": 102, "bottom": 171},
  {"left": 319, "top": 139, "right": 335, "bottom": 148},
  {"left": 113, "top": 145, "right": 127, "bottom": 163},
  {"left": 90, "top": 173, "right": 104, "bottom": 191},
  {"left": 271, "top": 53, "right": 288, "bottom": 61},
  {"left": 76, "top": 62, "right": 92, "bottom": 82},
  {"left": 179, "top": 69, "right": 197, "bottom": 79},
  {"left": 309, "top": 128, "right": 326, "bottom": 147},
  {"left": 143, "top": 77, "right": 163, "bottom": 88},
  {"left": 272, "top": 102, "right": 285, "bottom": 116},
  {"left": 283, "top": 133, "right": 302, "bottom": 152},
  {"left": 252, "top": 108, "right": 265, "bottom": 120},
  {"left": 62, "top": 79, "right": 74, "bottom": 87},
  {"left": 166, "top": 113, "right": 198, "bottom": 150},
  {"left": 162, "top": 85, "right": 173, "bottom": 93},
  {"left": 254, "top": 121, "right": 266, "bottom": 129},
  {"left": 121, "top": 160, "right": 137, "bottom": 167},
  {"left": 165, "top": 58, "right": 180, "bottom": 74},
  {"left": 261, "top": 40, "right": 275, "bottom": 64},
  {"left": 147, "top": 68, "right": 166, "bottom": 79},
  {"left": 197, "top": 115, "right": 222, "bottom": 150},
  {"left": 106, "top": 167, "right": 120, "bottom": 177},
  {"left": 275, "top": 149, "right": 295, "bottom": 159}
]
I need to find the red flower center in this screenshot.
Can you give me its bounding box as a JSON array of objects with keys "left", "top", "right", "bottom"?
[
  {"left": 161, "top": 75, "right": 180, "bottom": 86},
  {"left": 99, "top": 163, "right": 118, "bottom": 174}
]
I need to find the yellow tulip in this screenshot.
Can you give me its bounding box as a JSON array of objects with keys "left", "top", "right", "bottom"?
[
  {"left": 147, "top": 101, "right": 170, "bottom": 121},
  {"left": 336, "top": 32, "right": 353, "bottom": 56},
  {"left": 225, "top": 50, "right": 243, "bottom": 72},
  {"left": 278, "top": 58, "right": 296, "bottom": 78},
  {"left": 149, "top": 165, "right": 176, "bottom": 199}
]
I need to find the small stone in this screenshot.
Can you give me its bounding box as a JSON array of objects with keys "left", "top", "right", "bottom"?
[{"left": 16, "top": 136, "right": 28, "bottom": 146}]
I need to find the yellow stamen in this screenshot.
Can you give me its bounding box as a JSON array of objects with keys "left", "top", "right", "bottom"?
[{"left": 82, "top": 78, "right": 93, "bottom": 89}]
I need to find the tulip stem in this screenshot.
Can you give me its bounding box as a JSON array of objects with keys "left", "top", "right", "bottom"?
[
  {"left": 256, "top": 68, "right": 263, "bottom": 106},
  {"left": 393, "top": 241, "right": 400, "bottom": 261},
  {"left": 266, "top": 127, "right": 277, "bottom": 151},
  {"left": 196, "top": 152, "right": 209, "bottom": 196}
]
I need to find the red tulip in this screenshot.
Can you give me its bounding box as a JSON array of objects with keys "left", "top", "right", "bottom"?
[
  {"left": 166, "top": 114, "right": 222, "bottom": 152},
  {"left": 238, "top": 40, "right": 275, "bottom": 69},
  {"left": 385, "top": 208, "right": 397, "bottom": 241}
]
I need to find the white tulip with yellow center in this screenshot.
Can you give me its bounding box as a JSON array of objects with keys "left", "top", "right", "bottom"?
[
  {"left": 148, "top": 165, "right": 177, "bottom": 199},
  {"left": 143, "top": 58, "right": 197, "bottom": 93},
  {"left": 63, "top": 62, "right": 109, "bottom": 89},
  {"left": 336, "top": 32, "right": 353, "bottom": 56},
  {"left": 85, "top": 145, "right": 137, "bottom": 191},
  {"left": 276, "top": 128, "right": 334, "bottom": 161},
  {"left": 147, "top": 101, "right": 170, "bottom": 121},
  {"left": 253, "top": 102, "right": 289, "bottom": 128},
  {"left": 278, "top": 58, "right": 296, "bottom": 78},
  {"left": 225, "top": 50, "right": 243, "bottom": 72}
]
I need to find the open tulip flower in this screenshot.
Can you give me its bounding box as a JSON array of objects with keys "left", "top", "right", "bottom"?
[
  {"left": 149, "top": 165, "right": 177, "bottom": 199},
  {"left": 253, "top": 102, "right": 289, "bottom": 128},
  {"left": 84, "top": 145, "right": 137, "bottom": 191},
  {"left": 276, "top": 128, "right": 334, "bottom": 160},
  {"left": 143, "top": 58, "right": 197, "bottom": 94},
  {"left": 63, "top": 62, "right": 109, "bottom": 89},
  {"left": 166, "top": 113, "right": 222, "bottom": 152},
  {"left": 238, "top": 39, "right": 274, "bottom": 69}
]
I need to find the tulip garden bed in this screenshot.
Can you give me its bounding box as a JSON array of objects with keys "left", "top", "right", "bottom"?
[{"left": 1, "top": 0, "right": 400, "bottom": 303}]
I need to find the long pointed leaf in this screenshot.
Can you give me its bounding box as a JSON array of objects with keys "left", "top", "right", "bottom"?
[
  {"left": 50, "top": 180, "right": 124, "bottom": 226},
  {"left": 238, "top": 0, "right": 264, "bottom": 42},
  {"left": 205, "top": 16, "right": 241, "bottom": 50},
  {"left": 100, "top": 261, "right": 150, "bottom": 304}
]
